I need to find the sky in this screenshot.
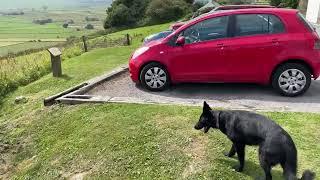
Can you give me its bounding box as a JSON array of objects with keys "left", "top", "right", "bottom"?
[{"left": 0, "top": 0, "right": 111, "bottom": 10}]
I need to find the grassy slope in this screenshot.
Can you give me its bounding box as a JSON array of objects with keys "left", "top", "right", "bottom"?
[{"left": 0, "top": 23, "right": 319, "bottom": 179}]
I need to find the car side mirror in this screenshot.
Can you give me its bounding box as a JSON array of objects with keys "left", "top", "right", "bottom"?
[{"left": 176, "top": 36, "right": 185, "bottom": 46}]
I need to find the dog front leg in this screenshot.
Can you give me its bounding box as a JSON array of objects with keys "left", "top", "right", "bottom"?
[
  {"left": 224, "top": 143, "right": 236, "bottom": 157},
  {"left": 233, "top": 143, "right": 245, "bottom": 172}
]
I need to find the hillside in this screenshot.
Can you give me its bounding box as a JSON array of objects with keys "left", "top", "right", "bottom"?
[{"left": 0, "top": 0, "right": 112, "bottom": 10}]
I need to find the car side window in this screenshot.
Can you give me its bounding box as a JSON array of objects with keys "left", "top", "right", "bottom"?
[
  {"left": 182, "top": 16, "right": 229, "bottom": 45},
  {"left": 235, "top": 14, "right": 285, "bottom": 37}
]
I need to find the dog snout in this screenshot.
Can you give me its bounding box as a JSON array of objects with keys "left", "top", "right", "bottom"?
[{"left": 194, "top": 124, "right": 201, "bottom": 130}]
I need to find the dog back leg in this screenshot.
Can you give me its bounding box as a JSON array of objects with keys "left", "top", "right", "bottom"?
[
  {"left": 259, "top": 146, "right": 273, "bottom": 180},
  {"left": 281, "top": 163, "right": 297, "bottom": 180}
]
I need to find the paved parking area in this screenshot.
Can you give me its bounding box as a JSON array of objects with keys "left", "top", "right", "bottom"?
[{"left": 87, "top": 71, "right": 320, "bottom": 113}]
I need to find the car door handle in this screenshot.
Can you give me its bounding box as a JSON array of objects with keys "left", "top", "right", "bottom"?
[
  {"left": 271, "top": 39, "right": 279, "bottom": 45},
  {"left": 217, "top": 43, "right": 226, "bottom": 49}
]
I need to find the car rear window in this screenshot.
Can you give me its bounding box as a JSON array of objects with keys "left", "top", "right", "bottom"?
[
  {"left": 235, "top": 14, "right": 285, "bottom": 37},
  {"left": 297, "top": 12, "right": 315, "bottom": 32}
]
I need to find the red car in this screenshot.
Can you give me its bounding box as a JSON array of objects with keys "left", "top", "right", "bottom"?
[{"left": 129, "top": 8, "right": 320, "bottom": 96}]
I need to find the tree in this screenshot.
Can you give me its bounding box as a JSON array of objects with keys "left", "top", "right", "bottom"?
[
  {"left": 104, "top": 0, "right": 150, "bottom": 28},
  {"left": 184, "top": 0, "right": 194, "bottom": 4},
  {"left": 105, "top": 4, "right": 132, "bottom": 28},
  {"left": 146, "top": 0, "right": 189, "bottom": 23}
]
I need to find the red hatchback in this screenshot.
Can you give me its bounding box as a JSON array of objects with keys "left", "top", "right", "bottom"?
[{"left": 129, "top": 8, "right": 320, "bottom": 96}]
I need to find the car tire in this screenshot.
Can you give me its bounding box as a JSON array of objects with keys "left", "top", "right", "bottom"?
[
  {"left": 272, "top": 63, "right": 311, "bottom": 97},
  {"left": 140, "top": 62, "right": 170, "bottom": 91}
]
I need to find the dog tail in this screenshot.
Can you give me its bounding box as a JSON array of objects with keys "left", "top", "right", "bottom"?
[{"left": 300, "top": 170, "right": 315, "bottom": 180}]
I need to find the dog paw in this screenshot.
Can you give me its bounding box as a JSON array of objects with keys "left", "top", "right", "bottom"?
[
  {"left": 224, "top": 152, "right": 234, "bottom": 158},
  {"left": 232, "top": 165, "right": 243, "bottom": 172}
]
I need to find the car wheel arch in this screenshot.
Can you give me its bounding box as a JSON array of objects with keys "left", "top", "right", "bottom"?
[
  {"left": 139, "top": 61, "right": 171, "bottom": 82},
  {"left": 270, "top": 59, "right": 314, "bottom": 83}
]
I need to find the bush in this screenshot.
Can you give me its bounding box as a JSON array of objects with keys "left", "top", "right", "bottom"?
[
  {"left": 146, "top": 0, "right": 190, "bottom": 23},
  {"left": 66, "top": 19, "right": 74, "bottom": 24},
  {"left": 217, "top": 0, "right": 249, "bottom": 5},
  {"left": 62, "top": 23, "right": 69, "bottom": 28},
  {"left": 270, "top": 0, "right": 282, "bottom": 6},
  {"left": 85, "top": 16, "right": 99, "bottom": 21},
  {"left": 33, "top": 19, "right": 53, "bottom": 25},
  {"left": 271, "top": 0, "right": 299, "bottom": 8},
  {"left": 85, "top": 24, "right": 94, "bottom": 30}
]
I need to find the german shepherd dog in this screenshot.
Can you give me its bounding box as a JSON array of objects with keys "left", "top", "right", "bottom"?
[{"left": 194, "top": 102, "right": 315, "bottom": 180}]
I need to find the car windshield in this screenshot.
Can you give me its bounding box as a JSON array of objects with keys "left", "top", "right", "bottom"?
[{"left": 144, "top": 31, "right": 173, "bottom": 44}]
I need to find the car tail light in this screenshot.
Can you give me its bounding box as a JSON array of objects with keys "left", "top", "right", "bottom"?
[
  {"left": 314, "top": 40, "right": 320, "bottom": 49},
  {"left": 313, "top": 32, "right": 320, "bottom": 50}
]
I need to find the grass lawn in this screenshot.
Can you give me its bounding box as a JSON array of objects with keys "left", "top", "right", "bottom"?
[{"left": 0, "top": 23, "right": 319, "bottom": 179}]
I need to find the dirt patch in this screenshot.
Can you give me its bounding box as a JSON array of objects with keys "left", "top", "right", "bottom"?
[
  {"left": 69, "top": 171, "right": 91, "bottom": 180},
  {"left": 182, "top": 136, "right": 209, "bottom": 178}
]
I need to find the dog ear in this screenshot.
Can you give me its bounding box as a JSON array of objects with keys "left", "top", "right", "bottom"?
[{"left": 203, "top": 101, "right": 212, "bottom": 112}]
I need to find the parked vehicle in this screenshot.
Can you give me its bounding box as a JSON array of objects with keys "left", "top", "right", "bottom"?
[
  {"left": 170, "top": 5, "right": 275, "bottom": 30},
  {"left": 143, "top": 30, "right": 173, "bottom": 45},
  {"left": 129, "top": 8, "right": 320, "bottom": 96}
]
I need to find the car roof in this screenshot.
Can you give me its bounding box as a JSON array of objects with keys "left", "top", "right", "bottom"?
[
  {"left": 165, "top": 8, "right": 298, "bottom": 41},
  {"left": 216, "top": 5, "right": 275, "bottom": 10},
  {"left": 196, "top": 8, "right": 298, "bottom": 20}
]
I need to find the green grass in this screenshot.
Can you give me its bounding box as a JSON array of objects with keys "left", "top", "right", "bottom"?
[
  {"left": 1, "top": 102, "right": 319, "bottom": 179},
  {"left": 2, "top": 22, "right": 318, "bottom": 179}
]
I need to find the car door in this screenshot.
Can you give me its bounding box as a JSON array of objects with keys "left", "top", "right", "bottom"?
[
  {"left": 224, "top": 13, "right": 286, "bottom": 82},
  {"left": 167, "top": 15, "right": 231, "bottom": 82}
]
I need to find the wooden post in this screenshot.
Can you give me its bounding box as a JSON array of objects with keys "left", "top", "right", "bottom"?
[
  {"left": 82, "top": 36, "right": 88, "bottom": 52},
  {"left": 126, "top": 34, "right": 131, "bottom": 46},
  {"left": 47, "top": 48, "right": 62, "bottom": 77}
]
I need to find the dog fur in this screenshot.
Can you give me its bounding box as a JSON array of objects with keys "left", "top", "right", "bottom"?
[{"left": 194, "top": 101, "right": 315, "bottom": 180}]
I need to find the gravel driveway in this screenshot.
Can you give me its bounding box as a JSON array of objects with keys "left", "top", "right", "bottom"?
[{"left": 87, "top": 71, "right": 320, "bottom": 113}]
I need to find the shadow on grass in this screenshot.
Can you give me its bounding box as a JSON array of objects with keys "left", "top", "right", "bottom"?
[
  {"left": 217, "top": 158, "right": 284, "bottom": 180},
  {"left": 57, "top": 74, "right": 72, "bottom": 80}
]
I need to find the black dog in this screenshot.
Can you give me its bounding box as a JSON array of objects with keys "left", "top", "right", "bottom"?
[{"left": 194, "top": 101, "right": 315, "bottom": 180}]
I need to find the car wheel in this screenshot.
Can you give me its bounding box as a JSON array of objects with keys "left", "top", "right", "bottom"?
[
  {"left": 140, "top": 63, "right": 170, "bottom": 91},
  {"left": 272, "top": 63, "right": 311, "bottom": 97}
]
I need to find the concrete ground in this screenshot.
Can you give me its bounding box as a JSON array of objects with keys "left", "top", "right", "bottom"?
[{"left": 87, "top": 71, "right": 320, "bottom": 113}]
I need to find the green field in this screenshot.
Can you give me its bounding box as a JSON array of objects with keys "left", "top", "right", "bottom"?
[
  {"left": 0, "top": 16, "right": 78, "bottom": 39},
  {"left": 0, "top": 7, "right": 105, "bottom": 57}
]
